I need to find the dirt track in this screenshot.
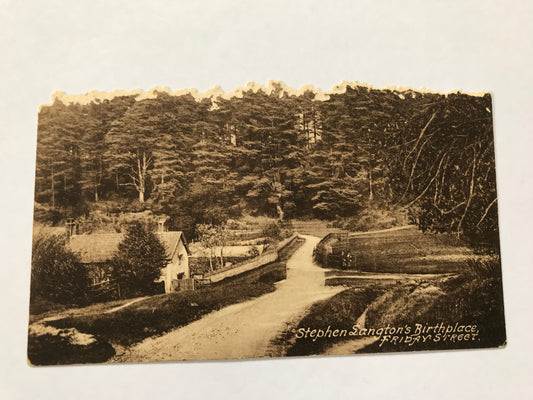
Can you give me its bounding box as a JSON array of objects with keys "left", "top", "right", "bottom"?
[{"left": 112, "top": 235, "right": 342, "bottom": 362}]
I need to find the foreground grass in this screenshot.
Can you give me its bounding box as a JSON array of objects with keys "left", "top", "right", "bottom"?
[
  {"left": 285, "top": 285, "right": 389, "bottom": 356},
  {"left": 49, "top": 277, "right": 277, "bottom": 348},
  {"left": 286, "top": 256, "right": 505, "bottom": 356},
  {"left": 29, "top": 297, "right": 143, "bottom": 324},
  {"left": 360, "top": 259, "right": 506, "bottom": 353}
]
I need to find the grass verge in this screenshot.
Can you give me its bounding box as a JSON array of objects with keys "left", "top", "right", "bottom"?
[
  {"left": 48, "top": 280, "right": 277, "bottom": 347},
  {"left": 285, "top": 285, "right": 389, "bottom": 356},
  {"left": 286, "top": 256, "right": 505, "bottom": 357},
  {"left": 360, "top": 257, "right": 506, "bottom": 353}
]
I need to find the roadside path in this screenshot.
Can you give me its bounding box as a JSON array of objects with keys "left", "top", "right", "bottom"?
[
  {"left": 103, "top": 297, "right": 148, "bottom": 314},
  {"left": 112, "top": 235, "right": 343, "bottom": 362}
]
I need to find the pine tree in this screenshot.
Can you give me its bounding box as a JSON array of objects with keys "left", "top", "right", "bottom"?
[{"left": 110, "top": 222, "right": 167, "bottom": 296}]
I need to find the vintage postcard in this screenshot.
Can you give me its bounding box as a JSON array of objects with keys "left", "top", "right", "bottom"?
[{"left": 27, "top": 81, "right": 506, "bottom": 365}]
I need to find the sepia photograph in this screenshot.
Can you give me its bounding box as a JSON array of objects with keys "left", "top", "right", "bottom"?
[
  {"left": 27, "top": 81, "right": 505, "bottom": 365},
  {"left": 2, "top": 1, "right": 532, "bottom": 398}
]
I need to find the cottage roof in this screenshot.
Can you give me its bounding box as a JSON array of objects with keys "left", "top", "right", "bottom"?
[{"left": 68, "top": 231, "right": 190, "bottom": 263}]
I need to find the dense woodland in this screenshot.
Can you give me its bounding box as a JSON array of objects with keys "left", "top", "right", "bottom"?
[{"left": 35, "top": 84, "right": 499, "bottom": 248}]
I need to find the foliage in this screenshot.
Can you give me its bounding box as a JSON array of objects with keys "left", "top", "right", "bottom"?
[
  {"left": 363, "top": 259, "right": 506, "bottom": 352},
  {"left": 339, "top": 205, "right": 408, "bottom": 232},
  {"left": 465, "top": 255, "right": 501, "bottom": 280},
  {"left": 326, "top": 250, "right": 356, "bottom": 270},
  {"left": 110, "top": 222, "right": 167, "bottom": 297},
  {"left": 286, "top": 286, "right": 386, "bottom": 356},
  {"left": 261, "top": 221, "right": 282, "bottom": 241},
  {"left": 34, "top": 86, "right": 499, "bottom": 249},
  {"left": 387, "top": 93, "right": 498, "bottom": 248},
  {"left": 31, "top": 234, "right": 90, "bottom": 305},
  {"left": 248, "top": 245, "right": 260, "bottom": 258}
]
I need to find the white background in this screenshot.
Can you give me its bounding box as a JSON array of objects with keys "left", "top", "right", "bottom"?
[{"left": 1, "top": 1, "right": 532, "bottom": 398}]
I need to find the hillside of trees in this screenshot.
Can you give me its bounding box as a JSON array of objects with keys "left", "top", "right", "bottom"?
[{"left": 34, "top": 83, "right": 499, "bottom": 249}]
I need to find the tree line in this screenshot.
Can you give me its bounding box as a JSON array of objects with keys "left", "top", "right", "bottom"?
[{"left": 35, "top": 84, "right": 498, "bottom": 248}]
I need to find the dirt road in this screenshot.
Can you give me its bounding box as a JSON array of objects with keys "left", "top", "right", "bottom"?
[{"left": 112, "top": 235, "right": 342, "bottom": 362}]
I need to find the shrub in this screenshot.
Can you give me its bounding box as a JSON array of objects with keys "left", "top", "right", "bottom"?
[
  {"left": 262, "top": 221, "right": 282, "bottom": 241},
  {"left": 279, "top": 220, "right": 295, "bottom": 239},
  {"left": 31, "top": 234, "right": 90, "bottom": 305},
  {"left": 465, "top": 256, "right": 501, "bottom": 281},
  {"left": 248, "top": 245, "right": 260, "bottom": 258},
  {"left": 339, "top": 206, "right": 408, "bottom": 232},
  {"left": 32, "top": 203, "right": 64, "bottom": 225},
  {"left": 327, "top": 250, "right": 356, "bottom": 270}
]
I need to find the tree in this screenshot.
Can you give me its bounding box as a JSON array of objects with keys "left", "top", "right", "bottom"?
[
  {"left": 110, "top": 222, "right": 167, "bottom": 296},
  {"left": 219, "top": 88, "right": 306, "bottom": 218},
  {"left": 149, "top": 93, "right": 199, "bottom": 203},
  {"left": 36, "top": 100, "right": 85, "bottom": 213},
  {"left": 214, "top": 222, "right": 228, "bottom": 269},
  {"left": 105, "top": 94, "right": 199, "bottom": 204},
  {"left": 105, "top": 102, "right": 158, "bottom": 203},
  {"left": 79, "top": 96, "right": 136, "bottom": 202},
  {"left": 31, "top": 234, "right": 89, "bottom": 305},
  {"left": 196, "top": 223, "right": 219, "bottom": 271},
  {"left": 387, "top": 93, "right": 498, "bottom": 248},
  {"left": 34, "top": 84, "right": 499, "bottom": 249}
]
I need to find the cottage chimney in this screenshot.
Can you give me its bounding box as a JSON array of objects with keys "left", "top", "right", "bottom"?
[{"left": 157, "top": 217, "right": 167, "bottom": 233}]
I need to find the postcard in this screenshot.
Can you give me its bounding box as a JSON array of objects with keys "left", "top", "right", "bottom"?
[{"left": 27, "top": 81, "right": 506, "bottom": 365}]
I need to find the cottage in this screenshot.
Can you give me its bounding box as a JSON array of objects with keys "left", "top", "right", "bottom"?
[{"left": 68, "top": 231, "right": 191, "bottom": 293}]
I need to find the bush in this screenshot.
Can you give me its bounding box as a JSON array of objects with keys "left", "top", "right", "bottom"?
[
  {"left": 339, "top": 206, "right": 408, "bottom": 232},
  {"left": 32, "top": 203, "right": 64, "bottom": 225},
  {"left": 110, "top": 222, "right": 167, "bottom": 298},
  {"left": 279, "top": 220, "right": 294, "bottom": 239},
  {"left": 31, "top": 234, "right": 90, "bottom": 305},
  {"left": 248, "top": 245, "right": 260, "bottom": 258},
  {"left": 465, "top": 256, "right": 501, "bottom": 281},
  {"left": 327, "top": 250, "right": 356, "bottom": 270},
  {"left": 262, "top": 221, "right": 282, "bottom": 241}
]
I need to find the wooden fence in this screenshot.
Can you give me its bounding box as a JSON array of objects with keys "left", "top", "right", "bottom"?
[
  {"left": 89, "top": 279, "right": 121, "bottom": 299},
  {"left": 171, "top": 278, "right": 196, "bottom": 291}
]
